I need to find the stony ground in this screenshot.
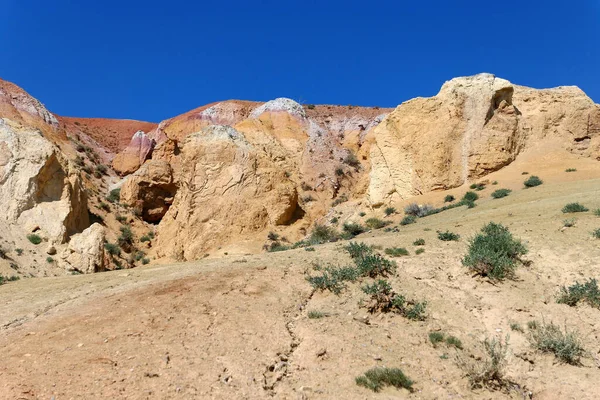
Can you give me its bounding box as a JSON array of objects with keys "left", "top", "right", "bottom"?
[{"left": 1, "top": 151, "right": 600, "bottom": 399}]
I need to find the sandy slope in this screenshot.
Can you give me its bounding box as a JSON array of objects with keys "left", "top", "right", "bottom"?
[{"left": 1, "top": 149, "right": 600, "bottom": 399}]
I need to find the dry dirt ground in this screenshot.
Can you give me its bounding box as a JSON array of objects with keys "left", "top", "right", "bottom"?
[{"left": 1, "top": 148, "right": 600, "bottom": 399}]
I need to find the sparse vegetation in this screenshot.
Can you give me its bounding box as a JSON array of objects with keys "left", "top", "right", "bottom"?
[
  {"left": 557, "top": 278, "right": 600, "bottom": 308},
  {"left": 302, "top": 194, "right": 315, "bottom": 203},
  {"left": 470, "top": 183, "right": 486, "bottom": 191},
  {"left": 462, "top": 191, "right": 479, "bottom": 202},
  {"left": 429, "top": 332, "right": 445, "bottom": 346},
  {"left": 104, "top": 242, "right": 121, "bottom": 256},
  {"left": 365, "top": 218, "right": 390, "bottom": 230},
  {"left": 99, "top": 202, "right": 110, "bottom": 212},
  {"left": 593, "top": 228, "right": 600, "bottom": 239},
  {"left": 438, "top": 230, "right": 460, "bottom": 241},
  {"left": 444, "top": 194, "right": 455, "bottom": 203},
  {"left": 107, "top": 188, "right": 121, "bottom": 203},
  {"left": 358, "top": 211, "right": 366, "bottom": 217},
  {"left": 15, "top": 248, "right": 23, "bottom": 256},
  {"left": 0, "top": 274, "right": 20, "bottom": 285},
  {"left": 524, "top": 175, "right": 543, "bottom": 187},
  {"left": 462, "top": 222, "right": 527, "bottom": 280},
  {"left": 429, "top": 332, "right": 462, "bottom": 349},
  {"left": 343, "top": 152, "right": 360, "bottom": 168},
  {"left": 116, "top": 214, "right": 127, "bottom": 223},
  {"left": 306, "top": 265, "right": 359, "bottom": 294},
  {"left": 400, "top": 215, "right": 417, "bottom": 225},
  {"left": 491, "top": 189, "right": 511, "bottom": 199},
  {"left": 415, "top": 248, "right": 425, "bottom": 255},
  {"left": 331, "top": 193, "right": 348, "bottom": 207},
  {"left": 140, "top": 235, "right": 151, "bottom": 242},
  {"left": 342, "top": 222, "right": 365, "bottom": 237},
  {"left": 118, "top": 226, "right": 134, "bottom": 246},
  {"left": 561, "top": 202, "right": 588, "bottom": 213},
  {"left": 308, "top": 310, "right": 326, "bottom": 319},
  {"left": 355, "top": 367, "right": 413, "bottom": 393},
  {"left": 446, "top": 336, "right": 463, "bottom": 350},
  {"left": 404, "top": 203, "right": 434, "bottom": 217},
  {"left": 510, "top": 323, "right": 524, "bottom": 333},
  {"left": 527, "top": 320, "right": 585, "bottom": 365},
  {"left": 384, "top": 247, "right": 409, "bottom": 257},
  {"left": 565, "top": 168, "right": 577, "bottom": 172},
  {"left": 413, "top": 238, "right": 425, "bottom": 246},
  {"left": 361, "top": 279, "right": 426, "bottom": 319},
  {"left": 384, "top": 207, "right": 396, "bottom": 216},
  {"left": 142, "top": 258, "right": 150, "bottom": 265},
  {"left": 308, "top": 224, "right": 339, "bottom": 245},
  {"left": 27, "top": 234, "right": 42, "bottom": 245},
  {"left": 458, "top": 336, "right": 510, "bottom": 390},
  {"left": 267, "top": 231, "right": 279, "bottom": 241},
  {"left": 46, "top": 256, "right": 54, "bottom": 263},
  {"left": 563, "top": 218, "right": 576, "bottom": 227}
]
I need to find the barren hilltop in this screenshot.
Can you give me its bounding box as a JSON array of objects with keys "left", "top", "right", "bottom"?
[{"left": 1, "top": 73, "right": 600, "bottom": 399}]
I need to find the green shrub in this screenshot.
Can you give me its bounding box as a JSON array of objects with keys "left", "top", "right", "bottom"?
[
  {"left": 107, "top": 188, "right": 121, "bottom": 203},
  {"left": 330, "top": 217, "right": 339, "bottom": 224},
  {"left": 304, "top": 246, "right": 315, "bottom": 252},
  {"left": 565, "top": 168, "right": 577, "bottom": 172},
  {"left": 15, "top": 248, "right": 23, "bottom": 256},
  {"left": 46, "top": 256, "right": 54, "bottom": 263},
  {"left": 384, "top": 207, "right": 396, "bottom": 216},
  {"left": 147, "top": 231, "right": 155, "bottom": 239},
  {"left": 400, "top": 215, "right": 417, "bottom": 225},
  {"left": 462, "top": 222, "right": 527, "bottom": 280},
  {"left": 444, "top": 194, "right": 455, "bottom": 203},
  {"left": 142, "top": 258, "right": 150, "bottom": 265},
  {"left": 0, "top": 274, "right": 20, "bottom": 285},
  {"left": 470, "top": 183, "right": 486, "bottom": 191},
  {"left": 413, "top": 238, "right": 425, "bottom": 246},
  {"left": 343, "top": 152, "right": 360, "bottom": 168},
  {"left": 429, "top": 332, "right": 445, "bottom": 346},
  {"left": 561, "top": 202, "right": 589, "bottom": 213},
  {"left": 355, "top": 254, "right": 397, "bottom": 278},
  {"left": 305, "top": 104, "right": 315, "bottom": 110},
  {"left": 308, "top": 310, "right": 326, "bottom": 319},
  {"left": 306, "top": 265, "right": 359, "bottom": 294},
  {"left": 344, "top": 242, "right": 372, "bottom": 260},
  {"left": 118, "top": 226, "right": 134, "bottom": 246},
  {"left": 134, "top": 250, "right": 145, "bottom": 261},
  {"left": 104, "top": 242, "right": 121, "bottom": 256},
  {"left": 415, "top": 248, "right": 425, "bottom": 255},
  {"left": 267, "top": 242, "right": 290, "bottom": 252},
  {"left": 342, "top": 222, "right": 365, "bottom": 237},
  {"left": 563, "top": 218, "right": 576, "bottom": 228},
  {"left": 522, "top": 171, "right": 529, "bottom": 175},
  {"left": 438, "top": 230, "right": 460, "bottom": 241},
  {"left": 365, "top": 218, "right": 390, "bottom": 229},
  {"left": 492, "top": 181, "right": 498, "bottom": 185},
  {"left": 140, "top": 235, "right": 151, "bottom": 242},
  {"left": 358, "top": 212, "right": 366, "bottom": 217},
  {"left": 384, "top": 247, "right": 409, "bottom": 257},
  {"left": 334, "top": 167, "right": 344, "bottom": 177},
  {"left": 331, "top": 194, "right": 348, "bottom": 207},
  {"left": 404, "top": 203, "right": 435, "bottom": 217},
  {"left": 96, "top": 164, "right": 108, "bottom": 175},
  {"left": 27, "top": 234, "right": 42, "bottom": 245},
  {"left": 524, "top": 175, "right": 543, "bottom": 187},
  {"left": 99, "top": 202, "right": 110, "bottom": 212},
  {"left": 510, "top": 323, "right": 524, "bottom": 333},
  {"left": 362, "top": 280, "right": 426, "bottom": 319},
  {"left": 267, "top": 231, "right": 279, "bottom": 241},
  {"left": 445, "top": 336, "right": 463, "bottom": 350},
  {"left": 593, "top": 208, "right": 600, "bottom": 217},
  {"left": 462, "top": 191, "right": 479, "bottom": 202},
  {"left": 116, "top": 214, "right": 127, "bottom": 223},
  {"left": 308, "top": 224, "right": 339, "bottom": 244},
  {"left": 557, "top": 279, "right": 600, "bottom": 308},
  {"left": 527, "top": 321, "right": 585, "bottom": 365},
  {"left": 593, "top": 228, "right": 600, "bottom": 239},
  {"left": 355, "top": 367, "right": 413, "bottom": 393},
  {"left": 491, "top": 189, "right": 512, "bottom": 199}
]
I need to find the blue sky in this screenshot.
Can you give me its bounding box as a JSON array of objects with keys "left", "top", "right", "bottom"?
[{"left": 1, "top": 1, "right": 598, "bottom": 122}]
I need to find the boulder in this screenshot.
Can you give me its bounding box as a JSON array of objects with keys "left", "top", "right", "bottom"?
[
  {"left": 60, "top": 223, "right": 106, "bottom": 274},
  {"left": 112, "top": 130, "right": 155, "bottom": 175}
]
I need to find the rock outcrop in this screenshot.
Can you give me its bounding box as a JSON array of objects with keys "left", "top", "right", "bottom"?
[
  {"left": 59, "top": 223, "right": 106, "bottom": 274},
  {"left": 366, "top": 73, "right": 600, "bottom": 206},
  {"left": 112, "top": 130, "right": 155, "bottom": 176}
]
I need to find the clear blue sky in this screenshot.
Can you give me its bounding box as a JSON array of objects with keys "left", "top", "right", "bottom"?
[{"left": 1, "top": 1, "right": 598, "bottom": 122}]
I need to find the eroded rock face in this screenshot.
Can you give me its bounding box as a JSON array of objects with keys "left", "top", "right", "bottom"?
[
  {"left": 120, "top": 160, "right": 176, "bottom": 223},
  {"left": 0, "top": 119, "right": 89, "bottom": 243},
  {"left": 59, "top": 223, "right": 106, "bottom": 274},
  {"left": 365, "top": 73, "right": 600, "bottom": 206},
  {"left": 154, "top": 125, "right": 298, "bottom": 260},
  {"left": 112, "top": 130, "right": 156, "bottom": 176}
]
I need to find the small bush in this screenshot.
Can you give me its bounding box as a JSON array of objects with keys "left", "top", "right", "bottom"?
[
  {"left": 593, "top": 228, "right": 600, "bottom": 239},
  {"left": 384, "top": 207, "right": 396, "bottom": 216},
  {"left": 343, "top": 152, "right": 360, "bottom": 168},
  {"left": 96, "top": 164, "right": 108, "bottom": 175},
  {"left": 446, "top": 336, "right": 463, "bottom": 350},
  {"left": 524, "top": 175, "right": 543, "bottom": 187},
  {"left": 355, "top": 367, "right": 413, "bottom": 393},
  {"left": 462, "top": 191, "right": 479, "bottom": 202},
  {"left": 358, "top": 211, "right": 366, "bottom": 217},
  {"left": 330, "top": 217, "right": 339, "bottom": 224},
  {"left": 510, "top": 323, "right": 524, "bottom": 333},
  {"left": 459, "top": 336, "right": 510, "bottom": 390},
  {"left": 522, "top": 171, "right": 529, "bottom": 175},
  {"left": 557, "top": 278, "right": 600, "bottom": 308},
  {"left": 147, "top": 231, "right": 155, "bottom": 239},
  {"left": 565, "top": 168, "right": 577, "bottom": 172},
  {"left": 0, "top": 274, "right": 20, "bottom": 285},
  {"left": 562, "top": 202, "right": 588, "bottom": 213},
  {"left": 142, "top": 258, "right": 150, "bottom": 265},
  {"left": 362, "top": 280, "right": 426, "bottom": 319},
  {"left": 413, "top": 238, "right": 425, "bottom": 246},
  {"left": 527, "top": 321, "right": 585, "bottom": 365},
  {"left": 140, "top": 235, "right": 151, "bottom": 242},
  {"left": 563, "top": 218, "right": 576, "bottom": 227},
  {"left": 104, "top": 242, "right": 121, "bottom": 256},
  {"left": 593, "top": 208, "right": 600, "bottom": 217},
  {"left": 415, "top": 248, "right": 425, "bottom": 255},
  {"left": 107, "top": 188, "right": 121, "bottom": 203},
  {"left": 134, "top": 250, "right": 145, "bottom": 261},
  {"left": 307, "top": 265, "right": 359, "bottom": 294},
  {"left": 355, "top": 254, "right": 397, "bottom": 278},
  {"left": 462, "top": 222, "right": 527, "bottom": 280},
  {"left": 429, "top": 332, "right": 445, "bottom": 346},
  {"left": 15, "top": 248, "right": 23, "bottom": 256},
  {"left": 116, "top": 214, "right": 127, "bottom": 223},
  {"left": 331, "top": 193, "right": 348, "bottom": 207},
  {"left": 27, "top": 234, "right": 42, "bottom": 245},
  {"left": 365, "top": 218, "right": 390, "bottom": 230},
  {"left": 304, "top": 246, "right": 315, "bottom": 252},
  {"left": 384, "top": 247, "right": 409, "bottom": 257},
  {"left": 404, "top": 203, "right": 434, "bottom": 217},
  {"left": 334, "top": 167, "right": 344, "bottom": 176},
  {"left": 438, "top": 230, "right": 460, "bottom": 241},
  {"left": 267, "top": 231, "right": 279, "bottom": 241},
  {"left": 492, "top": 181, "right": 498, "bottom": 185},
  {"left": 118, "top": 226, "right": 134, "bottom": 246},
  {"left": 302, "top": 194, "right": 315, "bottom": 203},
  {"left": 444, "top": 194, "right": 455, "bottom": 203},
  {"left": 308, "top": 310, "right": 325, "bottom": 319},
  {"left": 470, "top": 183, "right": 486, "bottom": 191},
  {"left": 46, "top": 256, "right": 54, "bottom": 263},
  {"left": 342, "top": 222, "right": 365, "bottom": 237},
  {"left": 267, "top": 242, "right": 290, "bottom": 252},
  {"left": 491, "top": 189, "right": 512, "bottom": 199},
  {"left": 99, "top": 202, "right": 110, "bottom": 212},
  {"left": 344, "top": 241, "right": 372, "bottom": 260},
  {"left": 400, "top": 215, "right": 417, "bottom": 225},
  {"left": 308, "top": 224, "right": 339, "bottom": 245},
  {"left": 305, "top": 104, "right": 315, "bottom": 110}
]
